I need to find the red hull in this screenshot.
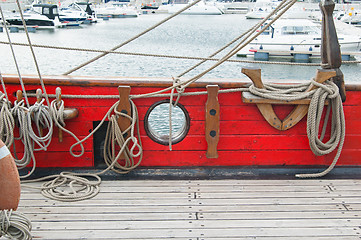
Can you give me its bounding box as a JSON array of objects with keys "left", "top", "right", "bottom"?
[{"left": 3, "top": 74, "right": 361, "bottom": 169}]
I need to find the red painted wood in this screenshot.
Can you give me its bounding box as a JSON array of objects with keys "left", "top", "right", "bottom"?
[{"left": 3, "top": 79, "right": 361, "bottom": 169}]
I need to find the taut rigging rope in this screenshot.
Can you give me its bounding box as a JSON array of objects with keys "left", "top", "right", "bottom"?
[
  {"left": 63, "top": 0, "right": 203, "bottom": 75},
  {"left": 3, "top": 40, "right": 360, "bottom": 66}
]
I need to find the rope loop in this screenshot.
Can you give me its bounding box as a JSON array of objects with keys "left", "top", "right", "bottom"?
[
  {"left": 0, "top": 93, "right": 15, "bottom": 148},
  {"left": 103, "top": 100, "right": 143, "bottom": 174},
  {"left": 39, "top": 172, "right": 101, "bottom": 202},
  {"left": 28, "top": 98, "right": 53, "bottom": 151},
  {"left": 0, "top": 210, "right": 32, "bottom": 240}
]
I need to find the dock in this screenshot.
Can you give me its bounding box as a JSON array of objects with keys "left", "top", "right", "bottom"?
[{"left": 17, "top": 178, "right": 361, "bottom": 239}]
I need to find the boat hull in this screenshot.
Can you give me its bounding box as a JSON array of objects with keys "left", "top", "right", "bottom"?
[{"left": 2, "top": 75, "right": 361, "bottom": 170}]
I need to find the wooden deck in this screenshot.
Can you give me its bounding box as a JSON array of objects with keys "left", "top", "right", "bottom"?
[{"left": 15, "top": 179, "right": 361, "bottom": 239}]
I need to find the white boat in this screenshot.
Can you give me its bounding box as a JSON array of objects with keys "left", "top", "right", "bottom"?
[
  {"left": 95, "top": 1, "right": 138, "bottom": 18},
  {"left": 245, "top": 0, "right": 280, "bottom": 19},
  {"left": 161, "top": 1, "right": 223, "bottom": 15},
  {"left": 336, "top": 7, "right": 361, "bottom": 26},
  {"left": 239, "top": 19, "right": 361, "bottom": 58},
  {"left": 76, "top": 2, "right": 98, "bottom": 23},
  {"left": 59, "top": 3, "right": 88, "bottom": 26},
  {"left": 5, "top": 4, "right": 62, "bottom": 29},
  {"left": 221, "top": 1, "right": 254, "bottom": 14}
]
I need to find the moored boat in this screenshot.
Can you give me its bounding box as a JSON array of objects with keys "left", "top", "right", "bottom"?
[
  {"left": 239, "top": 18, "right": 361, "bottom": 59},
  {"left": 5, "top": 4, "right": 62, "bottom": 29},
  {"left": 95, "top": 1, "right": 138, "bottom": 18},
  {"left": 162, "top": 1, "right": 223, "bottom": 15}
]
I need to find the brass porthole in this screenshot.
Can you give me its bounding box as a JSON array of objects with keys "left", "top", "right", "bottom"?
[{"left": 144, "top": 100, "right": 190, "bottom": 145}]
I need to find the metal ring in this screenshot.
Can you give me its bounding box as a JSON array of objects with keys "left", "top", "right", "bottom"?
[{"left": 144, "top": 99, "right": 190, "bottom": 146}]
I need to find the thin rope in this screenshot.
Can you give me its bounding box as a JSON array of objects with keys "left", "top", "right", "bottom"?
[
  {"left": 63, "top": 0, "right": 203, "bottom": 75},
  {"left": 0, "top": 210, "right": 32, "bottom": 240},
  {"left": 0, "top": 5, "right": 30, "bottom": 108},
  {"left": 13, "top": 0, "right": 51, "bottom": 107},
  {"left": 5, "top": 40, "right": 351, "bottom": 66}
]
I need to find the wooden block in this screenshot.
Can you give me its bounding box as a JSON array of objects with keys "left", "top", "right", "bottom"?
[
  {"left": 117, "top": 86, "right": 131, "bottom": 159},
  {"left": 205, "top": 85, "right": 220, "bottom": 158}
]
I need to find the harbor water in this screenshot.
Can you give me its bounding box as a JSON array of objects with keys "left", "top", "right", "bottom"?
[{"left": 0, "top": 14, "right": 360, "bottom": 82}]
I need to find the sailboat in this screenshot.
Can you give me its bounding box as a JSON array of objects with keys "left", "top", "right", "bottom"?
[
  {"left": 1, "top": 0, "right": 361, "bottom": 238},
  {"left": 0, "top": 0, "right": 357, "bottom": 180}
]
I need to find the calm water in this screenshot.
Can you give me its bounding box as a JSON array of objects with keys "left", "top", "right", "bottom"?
[{"left": 0, "top": 14, "right": 360, "bottom": 82}]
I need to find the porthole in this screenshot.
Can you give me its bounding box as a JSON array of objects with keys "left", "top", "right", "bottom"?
[{"left": 144, "top": 100, "right": 190, "bottom": 145}]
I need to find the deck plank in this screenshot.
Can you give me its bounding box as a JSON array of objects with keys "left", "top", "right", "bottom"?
[{"left": 5, "top": 179, "right": 361, "bottom": 239}]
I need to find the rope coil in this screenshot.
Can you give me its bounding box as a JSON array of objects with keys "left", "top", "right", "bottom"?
[
  {"left": 0, "top": 93, "right": 15, "bottom": 148},
  {"left": 250, "top": 80, "right": 345, "bottom": 178},
  {"left": 0, "top": 210, "right": 32, "bottom": 240}
]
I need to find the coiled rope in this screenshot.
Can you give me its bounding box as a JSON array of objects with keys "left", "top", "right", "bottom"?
[
  {"left": 22, "top": 100, "right": 142, "bottom": 201},
  {"left": 249, "top": 79, "right": 345, "bottom": 178},
  {"left": 0, "top": 92, "right": 14, "bottom": 148},
  {"left": 0, "top": 210, "right": 32, "bottom": 240}
]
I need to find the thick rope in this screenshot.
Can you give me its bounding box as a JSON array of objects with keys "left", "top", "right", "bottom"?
[
  {"left": 9, "top": 97, "right": 54, "bottom": 178},
  {"left": 250, "top": 80, "right": 345, "bottom": 178},
  {"left": 22, "top": 100, "right": 143, "bottom": 201},
  {"left": 11, "top": 99, "right": 37, "bottom": 179},
  {"left": 0, "top": 93, "right": 15, "bottom": 148},
  {"left": 28, "top": 99, "right": 53, "bottom": 151},
  {"left": 0, "top": 210, "right": 32, "bottom": 240}
]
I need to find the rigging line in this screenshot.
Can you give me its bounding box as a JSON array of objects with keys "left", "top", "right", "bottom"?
[
  {"left": 129, "top": 0, "right": 298, "bottom": 100},
  {"left": 176, "top": 0, "right": 292, "bottom": 79},
  {"left": 0, "top": 5, "right": 30, "bottom": 108},
  {"left": 0, "top": 41, "right": 325, "bottom": 66},
  {"left": 180, "top": 0, "right": 298, "bottom": 90},
  {"left": 0, "top": 70, "right": 10, "bottom": 103},
  {"left": 14, "top": 0, "right": 51, "bottom": 107},
  {"left": 63, "top": 0, "right": 203, "bottom": 75}
]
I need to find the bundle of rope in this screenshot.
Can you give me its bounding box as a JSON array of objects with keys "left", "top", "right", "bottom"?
[
  {"left": 249, "top": 79, "right": 345, "bottom": 178},
  {"left": 0, "top": 210, "right": 32, "bottom": 240},
  {"left": 0, "top": 92, "right": 14, "bottom": 148},
  {"left": 22, "top": 99, "right": 143, "bottom": 201},
  {"left": 10, "top": 96, "right": 54, "bottom": 179}
]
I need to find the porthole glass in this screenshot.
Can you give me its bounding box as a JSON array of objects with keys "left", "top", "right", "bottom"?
[{"left": 144, "top": 100, "right": 190, "bottom": 145}]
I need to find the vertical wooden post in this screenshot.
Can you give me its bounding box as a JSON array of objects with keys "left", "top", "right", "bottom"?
[
  {"left": 117, "top": 86, "right": 131, "bottom": 159},
  {"left": 36, "top": 89, "right": 43, "bottom": 136},
  {"left": 205, "top": 85, "right": 220, "bottom": 158},
  {"left": 56, "top": 87, "right": 63, "bottom": 143},
  {"left": 320, "top": 0, "right": 346, "bottom": 102},
  {"left": 16, "top": 90, "right": 22, "bottom": 103}
]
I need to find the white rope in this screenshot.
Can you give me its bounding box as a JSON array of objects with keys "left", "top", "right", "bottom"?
[
  {"left": 0, "top": 210, "right": 32, "bottom": 240},
  {"left": 22, "top": 100, "right": 143, "bottom": 201},
  {"left": 0, "top": 93, "right": 15, "bottom": 148},
  {"left": 10, "top": 99, "right": 37, "bottom": 179},
  {"left": 28, "top": 99, "right": 53, "bottom": 151}
]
